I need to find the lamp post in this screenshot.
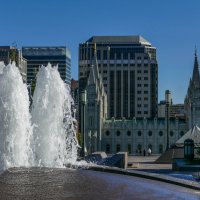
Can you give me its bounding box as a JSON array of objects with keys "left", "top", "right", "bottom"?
[
  {"left": 165, "top": 90, "right": 170, "bottom": 151},
  {"left": 81, "top": 90, "right": 87, "bottom": 157}
]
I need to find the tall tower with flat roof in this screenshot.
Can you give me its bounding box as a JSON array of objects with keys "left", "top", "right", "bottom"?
[{"left": 79, "top": 35, "right": 158, "bottom": 119}]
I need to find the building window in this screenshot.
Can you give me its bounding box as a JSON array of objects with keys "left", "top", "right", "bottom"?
[
  {"left": 105, "top": 130, "right": 110, "bottom": 136},
  {"left": 180, "top": 131, "right": 184, "bottom": 137},
  {"left": 137, "top": 144, "right": 142, "bottom": 151},
  {"left": 103, "top": 50, "right": 107, "bottom": 60},
  {"left": 128, "top": 144, "right": 131, "bottom": 154},
  {"left": 144, "top": 111, "right": 148, "bottom": 115},
  {"left": 137, "top": 77, "right": 141, "bottom": 80},
  {"left": 138, "top": 97, "right": 141, "bottom": 101},
  {"left": 97, "top": 50, "right": 101, "bottom": 60},
  {"left": 159, "top": 131, "right": 163, "bottom": 136},
  {"left": 144, "top": 84, "right": 148, "bottom": 87},
  {"left": 144, "top": 70, "right": 148, "bottom": 73},
  {"left": 137, "top": 84, "right": 141, "bottom": 87},
  {"left": 170, "top": 131, "right": 174, "bottom": 137},
  {"left": 148, "top": 131, "right": 152, "bottom": 136},
  {"left": 127, "top": 131, "right": 131, "bottom": 136},
  {"left": 137, "top": 91, "right": 141, "bottom": 94},
  {"left": 144, "top": 91, "right": 148, "bottom": 94},
  {"left": 116, "top": 144, "right": 121, "bottom": 152},
  {"left": 116, "top": 130, "right": 120, "bottom": 136},
  {"left": 159, "top": 145, "right": 163, "bottom": 154},
  {"left": 138, "top": 131, "right": 142, "bottom": 136},
  {"left": 89, "top": 117, "right": 93, "bottom": 128},
  {"left": 137, "top": 111, "right": 141, "bottom": 114},
  {"left": 144, "top": 77, "right": 148, "bottom": 80},
  {"left": 137, "top": 104, "right": 141, "bottom": 108},
  {"left": 103, "top": 77, "right": 107, "bottom": 80},
  {"left": 106, "top": 144, "right": 110, "bottom": 153},
  {"left": 137, "top": 70, "right": 141, "bottom": 73}
]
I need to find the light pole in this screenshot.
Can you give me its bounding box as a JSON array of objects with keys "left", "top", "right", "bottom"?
[
  {"left": 81, "top": 90, "right": 87, "bottom": 157},
  {"left": 165, "top": 90, "right": 171, "bottom": 151}
]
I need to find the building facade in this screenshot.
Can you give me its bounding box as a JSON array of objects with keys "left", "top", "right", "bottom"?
[
  {"left": 81, "top": 44, "right": 186, "bottom": 155},
  {"left": 22, "top": 46, "right": 71, "bottom": 85},
  {"left": 102, "top": 117, "right": 186, "bottom": 154},
  {"left": 83, "top": 44, "right": 107, "bottom": 154},
  {"left": 79, "top": 36, "right": 158, "bottom": 119},
  {"left": 158, "top": 91, "right": 185, "bottom": 119},
  {"left": 185, "top": 49, "right": 200, "bottom": 129},
  {"left": 0, "top": 46, "right": 27, "bottom": 82}
]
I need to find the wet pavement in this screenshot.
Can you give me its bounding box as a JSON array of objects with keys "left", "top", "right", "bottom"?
[{"left": 0, "top": 167, "right": 200, "bottom": 199}]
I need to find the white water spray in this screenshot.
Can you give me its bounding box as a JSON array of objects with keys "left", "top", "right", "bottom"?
[
  {"left": 0, "top": 62, "right": 32, "bottom": 171},
  {"left": 31, "top": 64, "right": 77, "bottom": 167},
  {"left": 0, "top": 63, "right": 78, "bottom": 171}
]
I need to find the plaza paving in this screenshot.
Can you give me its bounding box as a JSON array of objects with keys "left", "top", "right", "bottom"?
[{"left": 128, "top": 155, "right": 172, "bottom": 172}]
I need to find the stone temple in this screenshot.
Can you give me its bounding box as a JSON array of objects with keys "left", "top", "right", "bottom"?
[{"left": 82, "top": 47, "right": 200, "bottom": 155}]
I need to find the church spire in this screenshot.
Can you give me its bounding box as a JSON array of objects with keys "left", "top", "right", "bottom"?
[
  {"left": 192, "top": 47, "right": 200, "bottom": 85},
  {"left": 88, "top": 43, "right": 100, "bottom": 85},
  {"left": 92, "top": 43, "right": 100, "bottom": 80}
]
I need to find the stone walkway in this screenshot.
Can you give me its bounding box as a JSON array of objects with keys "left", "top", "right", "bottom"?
[{"left": 128, "top": 155, "right": 172, "bottom": 172}]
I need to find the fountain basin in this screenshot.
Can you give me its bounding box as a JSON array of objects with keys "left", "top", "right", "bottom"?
[{"left": 0, "top": 167, "right": 200, "bottom": 200}]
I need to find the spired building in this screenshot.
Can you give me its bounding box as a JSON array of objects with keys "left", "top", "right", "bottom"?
[
  {"left": 81, "top": 41, "right": 187, "bottom": 155},
  {"left": 79, "top": 36, "right": 158, "bottom": 119},
  {"left": 83, "top": 44, "right": 107, "bottom": 153},
  {"left": 0, "top": 46, "right": 27, "bottom": 82},
  {"left": 185, "top": 49, "right": 200, "bottom": 129},
  {"left": 22, "top": 47, "right": 71, "bottom": 85}
]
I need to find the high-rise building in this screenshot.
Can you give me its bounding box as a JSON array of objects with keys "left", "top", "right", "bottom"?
[
  {"left": 71, "top": 79, "right": 79, "bottom": 120},
  {"left": 185, "top": 49, "right": 200, "bottom": 129},
  {"left": 0, "top": 46, "right": 27, "bottom": 82},
  {"left": 79, "top": 36, "right": 158, "bottom": 119},
  {"left": 158, "top": 91, "right": 185, "bottom": 119},
  {"left": 22, "top": 46, "right": 71, "bottom": 85}
]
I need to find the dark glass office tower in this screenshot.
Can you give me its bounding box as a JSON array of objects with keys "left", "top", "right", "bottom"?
[
  {"left": 79, "top": 36, "right": 158, "bottom": 119},
  {"left": 22, "top": 46, "right": 71, "bottom": 85}
]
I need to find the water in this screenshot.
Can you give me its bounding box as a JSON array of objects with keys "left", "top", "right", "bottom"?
[
  {"left": 0, "top": 62, "right": 32, "bottom": 171},
  {"left": 0, "top": 167, "right": 199, "bottom": 200},
  {"left": 31, "top": 64, "right": 77, "bottom": 167},
  {"left": 0, "top": 62, "right": 78, "bottom": 172}
]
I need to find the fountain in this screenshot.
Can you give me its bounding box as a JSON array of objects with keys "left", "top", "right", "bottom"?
[
  {"left": 31, "top": 63, "right": 77, "bottom": 167},
  {"left": 0, "top": 63, "right": 199, "bottom": 200},
  {"left": 0, "top": 62, "right": 32, "bottom": 172},
  {"left": 0, "top": 62, "right": 78, "bottom": 171}
]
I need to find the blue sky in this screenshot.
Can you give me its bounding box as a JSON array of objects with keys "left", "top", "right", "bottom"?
[{"left": 0, "top": 0, "right": 200, "bottom": 103}]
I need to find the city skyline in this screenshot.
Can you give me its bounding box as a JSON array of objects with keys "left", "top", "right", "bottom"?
[{"left": 0, "top": 0, "right": 200, "bottom": 103}]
